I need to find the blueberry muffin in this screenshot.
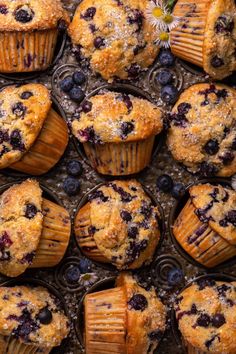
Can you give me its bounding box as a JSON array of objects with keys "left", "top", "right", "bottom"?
[
  {"left": 167, "top": 83, "right": 236, "bottom": 177},
  {"left": 0, "top": 179, "right": 71, "bottom": 277},
  {"left": 0, "top": 0, "right": 69, "bottom": 73},
  {"left": 74, "top": 180, "right": 161, "bottom": 269},
  {"left": 84, "top": 273, "right": 166, "bottom": 354},
  {"left": 68, "top": 0, "right": 159, "bottom": 81},
  {"left": 0, "top": 285, "right": 69, "bottom": 353},
  {"left": 175, "top": 278, "right": 236, "bottom": 353},
  {"left": 72, "top": 90, "right": 163, "bottom": 175},
  {"left": 170, "top": 0, "right": 236, "bottom": 80},
  {"left": 173, "top": 182, "right": 236, "bottom": 268},
  {"left": 0, "top": 83, "right": 69, "bottom": 175}
]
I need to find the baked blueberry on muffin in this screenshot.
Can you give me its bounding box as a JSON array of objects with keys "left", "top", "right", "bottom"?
[
  {"left": 74, "top": 180, "right": 161, "bottom": 269},
  {"left": 0, "top": 83, "right": 69, "bottom": 175},
  {"left": 84, "top": 273, "right": 166, "bottom": 354},
  {"left": 173, "top": 182, "right": 236, "bottom": 268},
  {"left": 175, "top": 278, "right": 236, "bottom": 353},
  {"left": 0, "top": 179, "right": 71, "bottom": 277},
  {"left": 68, "top": 0, "right": 159, "bottom": 81},
  {"left": 72, "top": 90, "right": 163, "bottom": 175},
  {"left": 167, "top": 83, "right": 236, "bottom": 177},
  {"left": 0, "top": 285, "right": 69, "bottom": 353},
  {"left": 0, "top": 0, "right": 69, "bottom": 73},
  {"left": 170, "top": 0, "right": 236, "bottom": 80}
]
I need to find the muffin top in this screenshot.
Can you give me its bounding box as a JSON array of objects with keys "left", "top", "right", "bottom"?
[
  {"left": 68, "top": 0, "right": 159, "bottom": 81},
  {"left": 117, "top": 273, "right": 166, "bottom": 354},
  {"left": 0, "top": 285, "right": 69, "bottom": 347},
  {"left": 0, "top": 0, "right": 69, "bottom": 32},
  {"left": 72, "top": 91, "right": 163, "bottom": 144},
  {"left": 0, "top": 180, "right": 43, "bottom": 277},
  {"left": 175, "top": 278, "right": 236, "bottom": 353},
  {"left": 167, "top": 83, "right": 236, "bottom": 177},
  {"left": 204, "top": 0, "right": 236, "bottom": 80},
  {"left": 189, "top": 183, "right": 236, "bottom": 246},
  {"left": 0, "top": 84, "right": 51, "bottom": 169},
  {"left": 76, "top": 180, "right": 161, "bottom": 269}
]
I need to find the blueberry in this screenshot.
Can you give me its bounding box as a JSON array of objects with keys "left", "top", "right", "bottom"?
[
  {"left": 66, "top": 160, "right": 83, "bottom": 177},
  {"left": 167, "top": 268, "right": 184, "bottom": 286},
  {"left": 158, "top": 50, "right": 175, "bottom": 67},
  {"left": 12, "top": 102, "right": 27, "bottom": 117},
  {"left": 20, "top": 91, "right": 33, "bottom": 100},
  {"left": 156, "top": 174, "right": 173, "bottom": 192},
  {"left": 204, "top": 139, "right": 219, "bottom": 155},
  {"left": 211, "top": 314, "right": 226, "bottom": 328},
  {"left": 0, "top": 5, "right": 8, "bottom": 14},
  {"left": 10, "top": 129, "right": 25, "bottom": 151},
  {"left": 81, "top": 7, "right": 96, "bottom": 21},
  {"left": 79, "top": 258, "right": 92, "bottom": 273},
  {"left": 25, "top": 204, "right": 37, "bottom": 219},
  {"left": 157, "top": 69, "right": 173, "bottom": 86},
  {"left": 127, "top": 63, "right": 140, "bottom": 77},
  {"left": 219, "top": 151, "right": 234, "bottom": 165},
  {"left": 128, "top": 294, "right": 148, "bottom": 311},
  {"left": 72, "top": 71, "right": 86, "bottom": 85},
  {"left": 14, "top": 6, "right": 34, "bottom": 23},
  {"left": 148, "top": 330, "right": 163, "bottom": 342},
  {"left": 199, "top": 162, "right": 218, "bottom": 177},
  {"left": 171, "top": 183, "right": 185, "bottom": 200},
  {"left": 120, "top": 121, "right": 134, "bottom": 139},
  {"left": 94, "top": 37, "right": 105, "bottom": 49},
  {"left": 20, "top": 252, "right": 35, "bottom": 264},
  {"left": 65, "top": 265, "right": 81, "bottom": 283},
  {"left": 211, "top": 56, "right": 224, "bottom": 68},
  {"left": 120, "top": 210, "right": 132, "bottom": 222},
  {"left": 63, "top": 177, "right": 80, "bottom": 196},
  {"left": 37, "top": 308, "right": 52, "bottom": 325},
  {"left": 69, "top": 87, "right": 85, "bottom": 103},
  {"left": 81, "top": 100, "right": 92, "bottom": 113},
  {"left": 57, "top": 19, "right": 67, "bottom": 31},
  {"left": 161, "top": 85, "right": 178, "bottom": 104},
  {"left": 127, "top": 226, "right": 138, "bottom": 238},
  {"left": 196, "top": 313, "right": 211, "bottom": 327},
  {"left": 60, "top": 76, "right": 74, "bottom": 93},
  {"left": 215, "top": 15, "right": 234, "bottom": 34}
]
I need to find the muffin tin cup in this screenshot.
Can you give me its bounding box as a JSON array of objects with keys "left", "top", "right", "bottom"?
[
  {"left": 171, "top": 273, "right": 236, "bottom": 354},
  {"left": 73, "top": 182, "right": 165, "bottom": 271},
  {"left": 0, "top": 31, "right": 67, "bottom": 82},
  {"left": 0, "top": 180, "right": 71, "bottom": 273},
  {"left": 0, "top": 82, "right": 69, "bottom": 176},
  {"left": 0, "top": 277, "right": 70, "bottom": 354},
  {"left": 168, "top": 178, "right": 236, "bottom": 270},
  {"left": 72, "top": 83, "right": 165, "bottom": 176}
]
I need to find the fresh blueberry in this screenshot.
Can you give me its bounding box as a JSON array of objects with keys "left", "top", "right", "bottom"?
[
  {"left": 63, "top": 177, "right": 80, "bottom": 196},
  {"left": 60, "top": 76, "right": 74, "bottom": 93},
  {"left": 72, "top": 71, "right": 86, "bottom": 85},
  {"left": 65, "top": 265, "right": 81, "bottom": 283},
  {"left": 158, "top": 50, "right": 175, "bottom": 67},
  {"left": 156, "top": 174, "right": 173, "bottom": 192},
  {"left": 171, "top": 183, "right": 185, "bottom": 200},
  {"left": 79, "top": 258, "right": 92, "bottom": 273},
  {"left": 167, "top": 268, "right": 184, "bottom": 286},
  {"left": 69, "top": 87, "right": 85, "bottom": 103},
  {"left": 37, "top": 308, "right": 52, "bottom": 325},
  {"left": 161, "top": 85, "right": 178, "bottom": 104},
  {"left": 204, "top": 139, "right": 219, "bottom": 155},
  {"left": 66, "top": 160, "right": 83, "bottom": 177},
  {"left": 157, "top": 69, "right": 173, "bottom": 86}
]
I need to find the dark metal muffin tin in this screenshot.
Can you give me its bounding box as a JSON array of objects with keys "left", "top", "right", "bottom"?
[{"left": 0, "top": 0, "right": 235, "bottom": 353}]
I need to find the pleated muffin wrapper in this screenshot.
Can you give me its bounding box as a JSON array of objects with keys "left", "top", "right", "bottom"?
[
  {"left": 83, "top": 135, "right": 155, "bottom": 176},
  {"left": 173, "top": 198, "right": 236, "bottom": 268},
  {"left": 84, "top": 286, "right": 127, "bottom": 354},
  {"left": 0, "top": 335, "right": 51, "bottom": 354},
  {"left": 0, "top": 29, "right": 58, "bottom": 73},
  {"left": 10, "top": 107, "right": 69, "bottom": 175},
  {"left": 29, "top": 198, "right": 71, "bottom": 269}
]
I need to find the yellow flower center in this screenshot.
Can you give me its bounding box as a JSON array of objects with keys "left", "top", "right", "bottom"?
[
  {"left": 159, "top": 32, "right": 169, "bottom": 41},
  {"left": 163, "top": 14, "right": 173, "bottom": 24},
  {"left": 152, "top": 7, "right": 163, "bottom": 18}
]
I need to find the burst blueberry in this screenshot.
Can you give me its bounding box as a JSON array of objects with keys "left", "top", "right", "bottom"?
[
  {"left": 204, "top": 139, "right": 219, "bottom": 155},
  {"left": 14, "top": 6, "right": 34, "bottom": 23},
  {"left": 128, "top": 294, "right": 148, "bottom": 311}
]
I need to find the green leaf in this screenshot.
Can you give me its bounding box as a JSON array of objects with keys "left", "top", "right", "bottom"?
[{"left": 166, "top": 0, "right": 177, "bottom": 11}]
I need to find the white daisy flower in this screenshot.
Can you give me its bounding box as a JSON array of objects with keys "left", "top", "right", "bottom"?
[
  {"left": 155, "top": 31, "right": 171, "bottom": 48},
  {"left": 146, "top": 0, "right": 181, "bottom": 31},
  {"left": 162, "top": 12, "right": 181, "bottom": 31}
]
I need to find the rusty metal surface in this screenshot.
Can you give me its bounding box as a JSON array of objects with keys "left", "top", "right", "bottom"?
[{"left": 0, "top": 1, "right": 235, "bottom": 353}]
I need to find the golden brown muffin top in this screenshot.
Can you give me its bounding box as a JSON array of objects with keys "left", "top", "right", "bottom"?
[
  {"left": 0, "top": 84, "right": 51, "bottom": 169},
  {"left": 0, "top": 285, "right": 69, "bottom": 347},
  {"left": 0, "top": 0, "right": 69, "bottom": 32},
  {"left": 72, "top": 91, "right": 163, "bottom": 144},
  {"left": 117, "top": 273, "right": 166, "bottom": 354},
  {"left": 167, "top": 83, "right": 236, "bottom": 177},
  {"left": 189, "top": 183, "right": 236, "bottom": 246},
  {"left": 0, "top": 180, "right": 43, "bottom": 277},
  {"left": 175, "top": 278, "right": 236, "bottom": 353},
  {"left": 77, "top": 180, "right": 161, "bottom": 269},
  {"left": 68, "top": 0, "right": 159, "bottom": 81}
]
